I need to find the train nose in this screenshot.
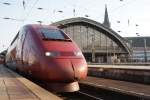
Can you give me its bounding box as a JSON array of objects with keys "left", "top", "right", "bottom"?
[
  {"left": 47, "top": 59, "right": 87, "bottom": 82},
  {"left": 71, "top": 59, "right": 88, "bottom": 80}
]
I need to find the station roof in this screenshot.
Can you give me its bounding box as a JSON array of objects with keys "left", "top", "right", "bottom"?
[
  {"left": 52, "top": 17, "right": 131, "bottom": 54},
  {"left": 126, "top": 37, "right": 150, "bottom": 47}
]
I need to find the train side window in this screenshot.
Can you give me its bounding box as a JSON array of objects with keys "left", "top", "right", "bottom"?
[
  {"left": 18, "top": 27, "right": 27, "bottom": 42},
  {"left": 10, "top": 32, "right": 19, "bottom": 45}
]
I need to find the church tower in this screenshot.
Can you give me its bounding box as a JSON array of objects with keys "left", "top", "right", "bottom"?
[{"left": 103, "top": 5, "right": 111, "bottom": 28}]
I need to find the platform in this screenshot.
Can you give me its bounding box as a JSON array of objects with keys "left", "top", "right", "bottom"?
[
  {"left": 0, "top": 64, "right": 61, "bottom": 100},
  {"left": 80, "top": 76, "right": 150, "bottom": 99},
  {"left": 88, "top": 64, "right": 150, "bottom": 84},
  {"left": 88, "top": 64, "right": 150, "bottom": 70}
]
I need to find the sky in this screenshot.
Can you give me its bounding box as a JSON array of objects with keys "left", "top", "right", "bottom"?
[{"left": 0, "top": 0, "right": 150, "bottom": 52}]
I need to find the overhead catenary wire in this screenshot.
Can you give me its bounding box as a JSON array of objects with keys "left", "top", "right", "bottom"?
[
  {"left": 22, "top": 0, "right": 39, "bottom": 23},
  {"left": 1, "top": 0, "right": 138, "bottom": 24},
  {"left": 110, "top": 0, "right": 138, "bottom": 14},
  {"left": 0, "top": 0, "right": 37, "bottom": 22}
]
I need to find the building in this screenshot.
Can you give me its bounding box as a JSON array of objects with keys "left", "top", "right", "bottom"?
[
  {"left": 126, "top": 37, "right": 150, "bottom": 62},
  {"left": 52, "top": 7, "right": 131, "bottom": 63}
]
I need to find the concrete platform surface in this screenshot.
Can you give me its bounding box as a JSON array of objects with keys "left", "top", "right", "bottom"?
[
  {"left": 80, "top": 76, "right": 150, "bottom": 99},
  {"left": 0, "top": 64, "right": 61, "bottom": 100}
]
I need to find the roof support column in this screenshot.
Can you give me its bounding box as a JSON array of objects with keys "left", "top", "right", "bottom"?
[{"left": 92, "top": 34, "right": 95, "bottom": 62}]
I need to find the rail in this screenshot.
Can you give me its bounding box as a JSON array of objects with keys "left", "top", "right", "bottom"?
[{"left": 77, "top": 91, "right": 103, "bottom": 100}]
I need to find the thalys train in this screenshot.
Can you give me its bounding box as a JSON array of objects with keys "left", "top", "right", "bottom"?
[{"left": 5, "top": 24, "right": 87, "bottom": 92}]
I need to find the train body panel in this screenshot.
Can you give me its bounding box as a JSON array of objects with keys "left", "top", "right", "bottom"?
[{"left": 5, "top": 24, "right": 87, "bottom": 92}]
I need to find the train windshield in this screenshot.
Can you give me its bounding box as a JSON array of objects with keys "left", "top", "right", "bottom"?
[{"left": 40, "top": 28, "right": 71, "bottom": 41}]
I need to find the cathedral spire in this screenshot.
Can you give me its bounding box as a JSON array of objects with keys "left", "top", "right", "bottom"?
[{"left": 103, "top": 5, "right": 111, "bottom": 28}]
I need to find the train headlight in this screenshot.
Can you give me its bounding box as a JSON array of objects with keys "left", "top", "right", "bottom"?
[
  {"left": 45, "top": 52, "right": 51, "bottom": 56},
  {"left": 45, "top": 51, "right": 60, "bottom": 57},
  {"left": 74, "top": 51, "right": 82, "bottom": 57}
]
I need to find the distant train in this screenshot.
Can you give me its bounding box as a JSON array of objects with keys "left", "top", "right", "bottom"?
[{"left": 5, "top": 24, "right": 87, "bottom": 92}]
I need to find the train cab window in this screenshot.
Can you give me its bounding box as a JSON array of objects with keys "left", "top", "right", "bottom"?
[
  {"left": 19, "top": 28, "right": 26, "bottom": 41},
  {"left": 10, "top": 32, "right": 19, "bottom": 45},
  {"left": 39, "top": 28, "right": 71, "bottom": 41}
]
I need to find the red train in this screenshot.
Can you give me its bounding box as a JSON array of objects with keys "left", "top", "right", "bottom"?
[{"left": 5, "top": 24, "right": 87, "bottom": 92}]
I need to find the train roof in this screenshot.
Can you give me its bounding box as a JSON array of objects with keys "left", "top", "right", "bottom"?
[{"left": 24, "top": 24, "right": 59, "bottom": 30}]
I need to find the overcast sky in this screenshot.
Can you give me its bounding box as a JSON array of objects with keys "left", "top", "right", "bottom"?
[{"left": 0, "top": 0, "right": 150, "bottom": 52}]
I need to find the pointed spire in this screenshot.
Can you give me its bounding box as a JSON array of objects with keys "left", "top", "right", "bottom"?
[{"left": 103, "top": 5, "right": 111, "bottom": 28}]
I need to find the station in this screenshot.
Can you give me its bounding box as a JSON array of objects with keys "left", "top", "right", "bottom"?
[
  {"left": 52, "top": 6, "right": 150, "bottom": 64},
  {"left": 1, "top": 2, "right": 150, "bottom": 99},
  {"left": 52, "top": 6, "right": 131, "bottom": 63}
]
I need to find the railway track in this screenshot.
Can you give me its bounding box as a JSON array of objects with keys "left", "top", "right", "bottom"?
[
  {"left": 18, "top": 76, "right": 143, "bottom": 100},
  {"left": 20, "top": 76, "right": 101, "bottom": 99},
  {"left": 11, "top": 69, "right": 147, "bottom": 100},
  {"left": 77, "top": 91, "right": 103, "bottom": 100},
  {"left": 57, "top": 90, "right": 103, "bottom": 100},
  {"left": 79, "top": 83, "right": 147, "bottom": 100},
  {"left": 56, "top": 83, "right": 141, "bottom": 100}
]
